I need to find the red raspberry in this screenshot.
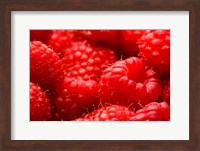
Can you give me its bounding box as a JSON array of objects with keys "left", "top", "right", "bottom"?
[
  {"left": 62, "top": 41, "right": 117, "bottom": 82},
  {"left": 48, "top": 30, "right": 86, "bottom": 58},
  {"left": 75, "top": 105, "right": 135, "bottom": 121},
  {"left": 161, "top": 79, "right": 170, "bottom": 104},
  {"left": 30, "top": 82, "right": 51, "bottom": 121},
  {"left": 99, "top": 57, "right": 162, "bottom": 111},
  {"left": 30, "top": 41, "right": 63, "bottom": 89},
  {"left": 130, "top": 102, "right": 170, "bottom": 121},
  {"left": 80, "top": 30, "right": 122, "bottom": 55},
  {"left": 121, "top": 30, "right": 146, "bottom": 57},
  {"left": 30, "top": 30, "right": 51, "bottom": 44},
  {"left": 83, "top": 30, "right": 120, "bottom": 45},
  {"left": 138, "top": 30, "right": 170, "bottom": 76},
  {"left": 54, "top": 77, "right": 99, "bottom": 120}
]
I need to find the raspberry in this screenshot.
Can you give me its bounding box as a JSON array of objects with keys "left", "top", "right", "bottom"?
[
  {"left": 99, "top": 57, "right": 162, "bottom": 111},
  {"left": 121, "top": 30, "right": 146, "bottom": 57},
  {"left": 54, "top": 77, "right": 99, "bottom": 120},
  {"left": 30, "top": 82, "right": 51, "bottom": 121},
  {"left": 138, "top": 30, "right": 170, "bottom": 76},
  {"left": 161, "top": 79, "right": 170, "bottom": 104},
  {"left": 80, "top": 30, "right": 122, "bottom": 57},
  {"left": 62, "top": 41, "right": 117, "bottom": 82},
  {"left": 83, "top": 30, "right": 120, "bottom": 46},
  {"left": 130, "top": 102, "right": 170, "bottom": 121},
  {"left": 48, "top": 30, "right": 85, "bottom": 57},
  {"left": 30, "top": 30, "right": 51, "bottom": 44},
  {"left": 75, "top": 105, "right": 135, "bottom": 121},
  {"left": 30, "top": 41, "right": 63, "bottom": 89}
]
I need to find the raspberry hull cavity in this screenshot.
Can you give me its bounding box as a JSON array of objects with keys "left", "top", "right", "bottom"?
[{"left": 99, "top": 57, "right": 162, "bottom": 111}]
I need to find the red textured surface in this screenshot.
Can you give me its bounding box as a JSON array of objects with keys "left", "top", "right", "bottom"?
[
  {"left": 138, "top": 30, "right": 170, "bottom": 76},
  {"left": 84, "top": 30, "right": 120, "bottom": 45},
  {"left": 53, "top": 77, "right": 99, "bottom": 120},
  {"left": 30, "top": 82, "right": 51, "bottom": 121},
  {"left": 99, "top": 57, "right": 162, "bottom": 111},
  {"left": 48, "top": 30, "right": 86, "bottom": 58},
  {"left": 30, "top": 41, "right": 64, "bottom": 89},
  {"left": 75, "top": 105, "right": 135, "bottom": 121},
  {"left": 62, "top": 41, "right": 117, "bottom": 82},
  {"left": 29, "top": 30, "right": 170, "bottom": 121},
  {"left": 130, "top": 102, "right": 170, "bottom": 121}
]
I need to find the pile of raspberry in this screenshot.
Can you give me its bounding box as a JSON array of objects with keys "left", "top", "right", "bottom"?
[{"left": 30, "top": 30, "right": 170, "bottom": 121}]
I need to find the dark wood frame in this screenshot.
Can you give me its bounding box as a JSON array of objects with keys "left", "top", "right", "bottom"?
[{"left": 0, "top": 0, "right": 200, "bottom": 151}]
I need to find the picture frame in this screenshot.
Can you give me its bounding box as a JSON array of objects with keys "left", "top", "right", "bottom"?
[{"left": 0, "top": 0, "right": 199, "bottom": 151}]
